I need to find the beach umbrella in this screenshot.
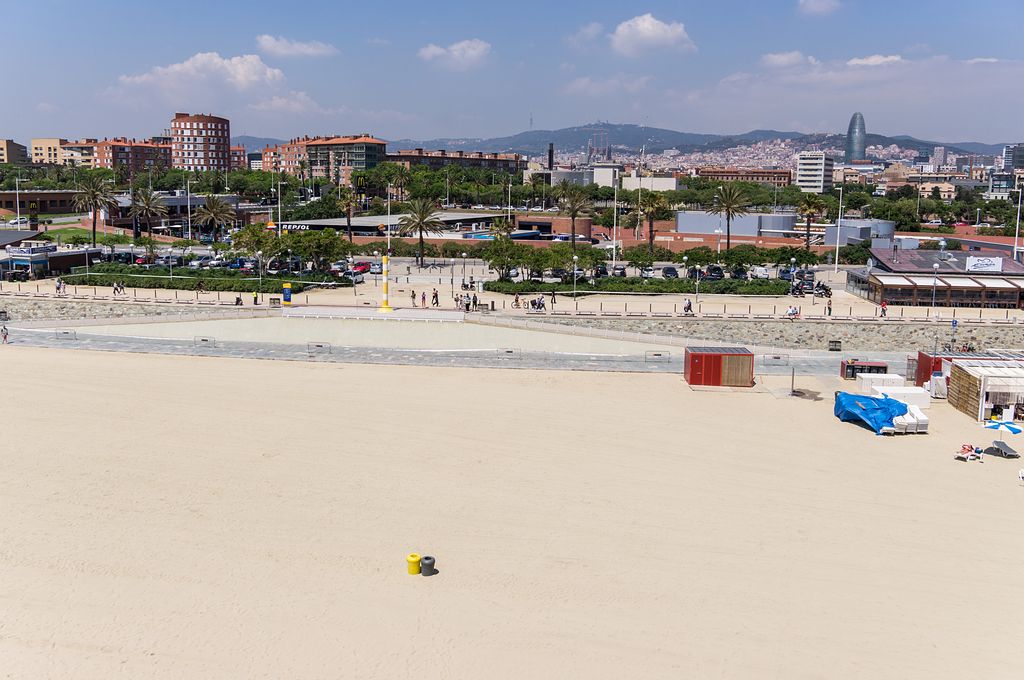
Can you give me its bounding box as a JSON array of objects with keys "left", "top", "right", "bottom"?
[{"left": 982, "top": 421, "right": 1022, "bottom": 435}]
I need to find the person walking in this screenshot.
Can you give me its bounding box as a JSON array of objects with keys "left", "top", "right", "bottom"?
[
  {"left": 253, "top": 290, "right": 259, "bottom": 305},
  {"left": 826, "top": 298, "right": 832, "bottom": 317},
  {"left": 550, "top": 290, "right": 556, "bottom": 306},
  {"left": 431, "top": 288, "right": 439, "bottom": 307},
  {"left": 411, "top": 290, "right": 417, "bottom": 307},
  {"left": 421, "top": 291, "right": 426, "bottom": 308},
  {"left": 1, "top": 325, "right": 7, "bottom": 344},
  {"left": 880, "top": 299, "right": 887, "bottom": 317},
  {"left": 472, "top": 293, "right": 478, "bottom": 311}
]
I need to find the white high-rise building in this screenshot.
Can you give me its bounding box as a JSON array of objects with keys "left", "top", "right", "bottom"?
[{"left": 796, "top": 151, "right": 834, "bottom": 193}]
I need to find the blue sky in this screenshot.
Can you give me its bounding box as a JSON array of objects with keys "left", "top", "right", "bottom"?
[{"left": 3, "top": 0, "right": 1022, "bottom": 144}]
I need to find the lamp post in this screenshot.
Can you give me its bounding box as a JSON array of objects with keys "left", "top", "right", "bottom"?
[
  {"left": 611, "top": 169, "right": 619, "bottom": 273},
  {"left": 450, "top": 257, "right": 455, "bottom": 296},
  {"left": 186, "top": 178, "right": 195, "bottom": 241},
  {"left": 373, "top": 250, "right": 380, "bottom": 287},
  {"left": 976, "top": 208, "right": 981, "bottom": 226},
  {"left": 379, "top": 183, "right": 393, "bottom": 312},
  {"left": 682, "top": 255, "right": 688, "bottom": 279},
  {"left": 461, "top": 252, "right": 467, "bottom": 286},
  {"left": 256, "top": 250, "right": 263, "bottom": 303},
  {"left": 1014, "top": 187, "right": 1023, "bottom": 263},
  {"left": 791, "top": 257, "right": 797, "bottom": 292},
  {"left": 931, "top": 262, "right": 940, "bottom": 316},
  {"left": 14, "top": 172, "right": 21, "bottom": 223},
  {"left": 834, "top": 185, "right": 844, "bottom": 273},
  {"left": 572, "top": 254, "right": 579, "bottom": 311},
  {"left": 714, "top": 228, "right": 723, "bottom": 258}
]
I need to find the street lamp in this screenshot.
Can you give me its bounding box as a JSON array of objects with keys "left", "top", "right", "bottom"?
[
  {"left": 714, "top": 228, "right": 723, "bottom": 257},
  {"left": 682, "top": 255, "right": 688, "bottom": 279},
  {"left": 1014, "top": 187, "right": 1023, "bottom": 263},
  {"left": 379, "top": 183, "right": 393, "bottom": 312},
  {"left": 931, "top": 262, "right": 940, "bottom": 315},
  {"left": 450, "top": 257, "right": 456, "bottom": 295},
  {"left": 834, "top": 185, "right": 844, "bottom": 273},
  {"left": 572, "top": 254, "right": 579, "bottom": 310},
  {"left": 461, "top": 252, "right": 467, "bottom": 286},
  {"left": 373, "top": 250, "right": 380, "bottom": 287},
  {"left": 256, "top": 250, "right": 263, "bottom": 303},
  {"left": 791, "top": 257, "right": 797, "bottom": 291}
]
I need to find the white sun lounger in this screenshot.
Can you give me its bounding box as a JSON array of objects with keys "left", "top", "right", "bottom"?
[{"left": 908, "top": 405, "right": 929, "bottom": 433}]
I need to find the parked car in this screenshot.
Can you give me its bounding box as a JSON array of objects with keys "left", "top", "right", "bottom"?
[
  {"left": 339, "top": 270, "right": 365, "bottom": 283},
  {"left": 530, "top": 206, "right": 545, "bottom": 212},
  {"left": 568, "top": 267, "right": 586, "bottom": 279},
  {"left": 662, "top": 266, "right": 679, "bottom": 279},
  {"left": 549, "top": 267, "right": 567, "bottom": 279},
  {"left": 369, "top": 262, "right": 383, "bottom": 274},
  {"left": 779, "top": 267, "right": 794, "bottom": 281},
  {"left": 7, "top": 217, "right": 28, "bottom": 226},
  {"left": 189, "top": 256, "right": 213, "bottom": 269},
  {"left": 134, "top": 255, "right": 153, "bottom": 265},
  {"left": 640, "top": 266, "right": 655, "bottom": 279},
  {"left": 352, "top": 261, "right": 372, "bottom": 274},
  {"left": 593, "top": 264, "right": 608, "bottom": 278},
  {"left": 545, "top": 207, "right": 559, "bottom": 212},
  {"left": 749, "top": 265, "right": 770, "bottom": 279},
  {"left": 507, "top": 266, "right": 519, "bottom": 279},
  {"left": 795, "top": 268, "right": 816, "bottom": 282},
  {"left": 612, "top": 264, "right": 627, "bottom": 277},
  {"left": 703, "top": 265, "right": 725, "bottom": 281},
  {"left": 731, "top": 266, "right": 748, "bottom": 280}
]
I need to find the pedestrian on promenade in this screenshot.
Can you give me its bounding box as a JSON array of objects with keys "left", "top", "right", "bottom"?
[
  {"left": 463, "top": 294, "right": 471, "bottom": 313},
  {"left": 421, "top": 291, "right": 426, "bottom": 308},
  {"left": 253, "top": 290, "right": 259, "bottom": 305},
  {"left": 826, "top": 299, "right": 832, "bottom": 316},
  {"left": 1, "top": 325, "right": 7, "bottom": 344},
  {"left": 472, "top": 293, "right": 478, "bottom": 311},
  {"left": 411, "top": 290, "right": 417, "bottom": 307},
  {"left": 550, "top": 290, "right": 556, "bottom": 306},
  {"left": 431, "top": 289, "right": 439, "bottom": 306},
  {"left": 880, "top": 299, "right": 887, "bottom": 317},
  {"left": 683, "top": 298, "right": 693, "bottom": 315}
]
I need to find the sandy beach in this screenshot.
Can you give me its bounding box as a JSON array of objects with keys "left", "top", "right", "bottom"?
[{"left": 2, "top": 347, "right": 1023, "bottom": 679}]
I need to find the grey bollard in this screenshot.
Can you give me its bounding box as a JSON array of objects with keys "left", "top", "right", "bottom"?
[{"left": 420, "top": 555, "right": 436, "bottom": 576}]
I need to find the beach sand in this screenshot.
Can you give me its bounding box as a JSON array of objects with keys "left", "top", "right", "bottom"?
[{"left": 1, "top": 347, "right": 1022, "bottom": 679}]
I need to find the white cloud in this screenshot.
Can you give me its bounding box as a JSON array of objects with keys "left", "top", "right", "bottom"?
[
  {"left": 366, "top": 37, "right": 391, "bottom": 47},
  {"left": 565, "top": 74, "right": 652, "bottom": 96},
  {"left": 417, "top": 39, "right": 491, "bottom": 70},
  {"left": 610, "top": 14, "right": 695, "bottom": 57},
  {"left": 846, "top": 54, "right": 902, "bottom": 66},
  {"left": 250, "top": 91, "right": 333, "bottom": 114},
  {"left": 119, "top": 52, "right": 284, "bottom": 91},
  {"left": 966, "top": 57, "right": 999, "bottom": 64},
  {"left": 798, "top": 0, "right": 841, "bottom": 15},
  {"left": 256, "top": 34, "right": 338, "bottom": 58},
  {"left": 567, "top": 22, "right": 602, "bottom": 48},
  {"left": 35, "top": 102, "right": 57, "bottom": 114},
  {"left": 761, "top": 51, "right": 811, "bottom": 68}
]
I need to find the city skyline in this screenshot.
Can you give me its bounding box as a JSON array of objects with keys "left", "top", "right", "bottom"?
[{"left": 1, "top": 0, "right": 1022, "bottom": 144}]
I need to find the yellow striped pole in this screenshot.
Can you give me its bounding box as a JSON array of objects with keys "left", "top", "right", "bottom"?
[{"left": 379, "top": 254, "right": 393, "bottom": 312}]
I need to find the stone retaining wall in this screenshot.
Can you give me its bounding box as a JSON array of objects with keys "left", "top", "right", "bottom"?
[
  {"left": 531, "top": 317, "right": 1018, "bottom": 352},
  {"left": 0, "top": 298, "right": 227, "bottom": 322}
]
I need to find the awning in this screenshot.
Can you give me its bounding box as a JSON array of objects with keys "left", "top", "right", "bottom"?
[
  {"left": 938, "top": 276, "right": 983, "bottom": 288},
  {"left": 971, "top": 277, "right": 1018, "bottom": 289},
  {"left": 873, "top": 274, "right": 912, "bottom": 286},
  {"left": 905, "top": 275, "right": 948, "bottom": 287}
]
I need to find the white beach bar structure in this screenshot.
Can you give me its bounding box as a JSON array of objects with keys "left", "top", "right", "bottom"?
[{"left": 947, "top": 360, "right": 1024, "bottom": 421}]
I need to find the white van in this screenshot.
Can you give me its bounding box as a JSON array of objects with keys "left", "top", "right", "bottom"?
[{"left": 749, "top": 265, "right": 770, "bottom": 279}]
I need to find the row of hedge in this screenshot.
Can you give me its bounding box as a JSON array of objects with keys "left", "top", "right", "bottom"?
[
  {"left": 483, "top": 277, "right": 790, "bottom": 296},
  {"left": 61, "top": 264, "right": 349, "bottom": 293}
]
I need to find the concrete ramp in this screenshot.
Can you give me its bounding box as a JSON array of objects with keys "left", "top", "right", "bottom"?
[{"left": 283, "top": 305, "right": 464, "bottom": 322}]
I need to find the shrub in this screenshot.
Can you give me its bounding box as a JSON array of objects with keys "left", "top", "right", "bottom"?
[
  {"left": 483, "top": 277, "right": 789, "bottom": 296},
  {"left": 61, "top": 263, "right": 351, "bottom": 293}
]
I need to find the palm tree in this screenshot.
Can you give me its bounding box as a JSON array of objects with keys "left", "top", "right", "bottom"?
[
  {"left": 128, "top": 188, "right": 168, "bottom": 240},
  {"left": 193, "top": 195, "right": 237, "bottom": 242},
  {"left": 72, "top": 175, "right": 118, "bottom": 246},
  {"left": 529, "top": 173, "right": 547, "bottom": 207},
  {"left": 337, "top": 188, "right": 359, "bottom": 242},
  {"left": 398, "top": 198, "right": 445, "bottom": 266},
  {"left": 706, "top": 184, "right": 750, "bottom": 251},
  {"left": 797, "top": 194, "right": 826, "bottom": 250},
  {"left": 393, "top": 165, "right": 412, "bottom": 201},
  {"left": 638, "top": 192, "right": 668, "bottom": 256},
  {"left": 557, "top": 184, "right": 590, "bottom": 253}
]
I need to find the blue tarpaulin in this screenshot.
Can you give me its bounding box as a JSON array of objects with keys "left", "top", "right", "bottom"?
[{"left": 834, "top": 392, "right": 908, "bottom": 434}]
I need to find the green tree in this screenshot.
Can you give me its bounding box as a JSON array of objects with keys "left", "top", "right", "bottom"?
[
  {"left": 797, "top": 194, "right": 825, "bottom": 250},
  {"left": 557, "top": 184, "right": 590, "bottom": 253},
  {"left": 128, "top": 188, "right": 168, "bottom": 240},
  {"left": 72, "top": 176, "right": 118, "bottom": 246},
  {"left": 337, "top": 188, "right": 359, "bottom": 242},
  {"left": 193, "top": 195, "right": 237, "bottom": 242},
  {"left": 638, "top": 191, "right": 668, "bottom": 256},
  {"left": 482, "top": 235, "right": 527, "bottom": 280},
  {"left": 623, "top": 245, "right": 654, "bottom": 272},
  {"left": 706, "top": 184, "right": 750, "bottom": 251},
  {"left": 398, "top": 198, "right": 445, "bottom": 266}
]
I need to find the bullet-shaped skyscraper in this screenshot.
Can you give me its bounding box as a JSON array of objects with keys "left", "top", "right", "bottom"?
[{"left": 845, "top": 112, "right": 866, "bottom": 162}]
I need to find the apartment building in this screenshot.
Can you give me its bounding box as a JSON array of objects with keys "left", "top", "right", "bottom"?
[
  {"left": 169, "top": 112, "right": 231, "bottom": 172},
  {"left": 61, "top": 139, "right": 99, "bottom": 168},
  {"left": 306, "top": 135, "right": 387, "bottom": 182},
  {"left": 695, "top": 167, "right": 792, "bottom": 188},
  {"left": 386, "top": 148, "right": 527, "bottom": 173},
  {"left": 31, "top": 137, "right": 67, "bottom": 164},
  {"left": 795, "top": 151, "right": 834, "bottom": 194},
  {"left": 0, "top": 139, "right": 29, "bottom": 165},
  {"left": 95, "top": 139, "right": 171, "bottom": 172},
  {"left": 230, "top": 145, "right": 247, "bottom": 171}
]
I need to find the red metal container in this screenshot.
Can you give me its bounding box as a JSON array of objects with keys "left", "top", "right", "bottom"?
[{"left": 684, "top": 347, "right": 754, "bottom": 387}]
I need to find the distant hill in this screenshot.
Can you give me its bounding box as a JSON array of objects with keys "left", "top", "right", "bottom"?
[{"left": 232, "top": 135, "right": 285, "bottom": 152}]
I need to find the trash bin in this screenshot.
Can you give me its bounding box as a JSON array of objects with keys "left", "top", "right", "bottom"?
[
  {"left": 475, "top": 281, "right": 484, "bottom": 293},
  {"left": 269, "top": 297, "right": 281, "bottom": 308},
  {"left": 406, "top": 553, "right": 421, "bottom": 575},
  {"left": 420, "top": 555, "right": 436, "bottom": 577},
  {"left": 489, "top": 300, "right": 495, "bottom": 311},
  {"left": 828, "top": 340, "right": 842, "bottom": 352}
]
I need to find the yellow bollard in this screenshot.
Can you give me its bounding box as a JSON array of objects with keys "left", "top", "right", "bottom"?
[{"left": 407, "top": 553, "right": 421, "bottom": 575}]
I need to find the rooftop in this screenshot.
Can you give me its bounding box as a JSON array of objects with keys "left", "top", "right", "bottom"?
[{"left": 868, "top": 247, "right": 1024, "bottom": 276}]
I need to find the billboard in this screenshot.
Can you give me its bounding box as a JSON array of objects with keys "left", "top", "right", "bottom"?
[{"left": 966, "top": 256, "right": 1003, "bottom": 273}]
